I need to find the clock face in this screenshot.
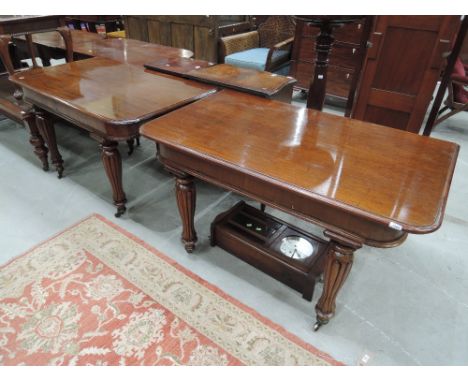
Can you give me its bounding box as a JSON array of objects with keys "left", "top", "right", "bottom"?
[{"left": 279, "top": 236, "right": 314, "bottom": 260}]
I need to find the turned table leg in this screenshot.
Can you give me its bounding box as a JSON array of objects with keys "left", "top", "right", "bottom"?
[
  {"left": 36, "top": 112, "right": 64, "bottom": 178},
  {"left": 100, "top": 140, "right": 127, "bottom": 217},
  {"left": 175, "top": 174, "right": 198, "bottom": 253},
  {"left": 314, "top": 230, "right": 363, "bottom": 331},
  {"left": 23, "top": 113, "right": 49, "bottom": 171}
]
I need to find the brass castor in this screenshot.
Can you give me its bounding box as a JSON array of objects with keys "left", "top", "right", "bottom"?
[{"left": 115, "top": 206, "right": 126, "bottom": 218}]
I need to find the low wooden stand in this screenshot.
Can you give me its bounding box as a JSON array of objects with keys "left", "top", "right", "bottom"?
[{"left": 210, "top": 201, "right": 328, "bottom": 301}]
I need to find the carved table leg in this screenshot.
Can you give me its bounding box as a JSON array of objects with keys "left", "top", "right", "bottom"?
[
  {"left": 100, "top": 140, "right": 127, "bottom": 217},
  {"left": 36, "top": 112, "right": 64, "bottom": 178},
  {"left": 314, "top": 230, "right": 363, "bottom": 331},
  {"left": 175, "top": 175, "right": 197, "bottom": 253},
  {"left": 23, "top": 113, "right": 49, "bottom": 171}
]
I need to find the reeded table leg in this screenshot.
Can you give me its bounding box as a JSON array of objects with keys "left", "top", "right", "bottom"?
[
  {"left": 101, "top": 140, "right": 127, "bottom": 217},
  {"left": 36, "top": 112, "right": 64, "bottom": 178},
  {"left": 175, "top": 174, "right": 197, "bottom": 253},
  {"left": 24, "top": 113, "right": 49, "bottom": 171},
  {"left": 314, "top": 230, "right": 362, "bottom": 331}
]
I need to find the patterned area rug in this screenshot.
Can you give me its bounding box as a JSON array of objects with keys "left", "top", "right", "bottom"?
[{"left": 0, "top": 214, "right": 341, "bottom": 366}]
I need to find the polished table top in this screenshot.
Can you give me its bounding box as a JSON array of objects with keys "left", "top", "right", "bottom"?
[
  {"left": 145, "top": 60, "right": 297, "bottom": 98},
  {"left": 141, "top": 90, "right": 459, "bottom": 234},
  {"left": 144, "top": 56, "right": 215, "bottom": 75},
  {"left": 10, "top": 56, "right": 216, "bottom": 138},
  {"left": 17, "top": 30, "right": 194, "bottom": 65},
  {"left": 183, "top": 64, "right": 296, "bottom": 97}
]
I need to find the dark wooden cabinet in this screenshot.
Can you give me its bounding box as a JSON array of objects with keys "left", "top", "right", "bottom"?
[
  {"left": 352, "top": 16, "right": 461, "bottom": 133},
  {"left": 123, "top": 16, "right": 249, "bottom": 62},
  {"left": 0, "top": 15, "right": 65, "bottom": 35},
  {"left": 64, "top": 16, "right": 124, "bottom": 34},
  {"left": 290, "top": 19, "right": 366, "bottom": 103}
]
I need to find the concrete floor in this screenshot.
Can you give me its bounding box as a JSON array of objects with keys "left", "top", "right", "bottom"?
[{"left": 0, "top": 89, "right": 467, "bottom": 365}]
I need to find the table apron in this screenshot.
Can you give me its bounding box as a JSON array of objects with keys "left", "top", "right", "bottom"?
[
  {"left": 22, "top": 90, "right": 140, "bottom": 141},
  {"left": 158, "top": 144, "right": 407, "bottom": 248}
]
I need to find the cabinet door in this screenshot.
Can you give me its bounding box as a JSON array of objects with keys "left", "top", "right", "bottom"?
[
  {"left": 124, "top": 16, "right": 149, "bottom": 42},
  {"left": 125, "top": 16, "right": 219, "bottom": 62},
  {"left": 352, "top": 16, "right": 460, "bottom": 133}
]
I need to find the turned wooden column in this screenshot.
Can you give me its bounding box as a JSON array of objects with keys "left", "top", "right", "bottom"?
[
  {"left": 314, "top": 230, "right": 363, "bottom": 331},
  {"left": 174, "top": 174, "right": 198, "bottom": 253},
  {"left": 100, "top": 140, "right": 127, "bottom": 217},
  {"left": 23, "top": 112, "right": 49, "bottom": 171},
  {"left": 35, "top": 111, "right": 64, "bottom": 178},
  {"left": 294, "top": 16, "right": 363, "bottom": 111},
  {"left": 307, "top": 21, "right": 335, "bottom": 110}
]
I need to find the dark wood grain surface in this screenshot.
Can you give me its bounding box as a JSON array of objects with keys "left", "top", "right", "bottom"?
[
  {"left": 141, "top": 89, "right": 459, "bottom": 235},
  {"left": 182, "top": 64, "right": 296, "bottom": 98}
]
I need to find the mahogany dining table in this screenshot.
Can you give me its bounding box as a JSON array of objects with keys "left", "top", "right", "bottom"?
[
  {"left": 140, "top": 89, "right": 459, "bottom": 329},
  {"left": 3, "top": 27, "right": 460, "bottom": 332},
  {"left": 4, "top": 29, "right": 297, "bottom": 218}
]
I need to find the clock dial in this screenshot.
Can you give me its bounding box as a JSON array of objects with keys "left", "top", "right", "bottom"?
[{"left": 279, "top": 236, "right": 314, "bottom": 260}]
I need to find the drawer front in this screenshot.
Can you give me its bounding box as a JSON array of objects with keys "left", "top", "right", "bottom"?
[
  {"left": 327, "top": 65, "right": 354, "bottom": 99},
  {"left": 297, "top": 40, "right": 359, "bottom": 70},
  {"left": 292, "top": 61, "right": 353, "bottom": 99},
  {"left": 331, "top": 43, "right": 360, "bottom": 70},
  {"left": 334, "top": 21, "right": 365, "bottom": 44}
]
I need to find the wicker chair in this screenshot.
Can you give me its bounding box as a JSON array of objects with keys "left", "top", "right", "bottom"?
[
  {"left": 219, "top": 16, "right": 296, "bottom": 73},
  {"left": 0, "top": 27, "right": 73, "bottom": 172}
]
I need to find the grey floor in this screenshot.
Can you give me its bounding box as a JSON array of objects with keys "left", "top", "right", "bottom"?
[{"left": 0, "top": 88, "right": 467, "bottom": 365}]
